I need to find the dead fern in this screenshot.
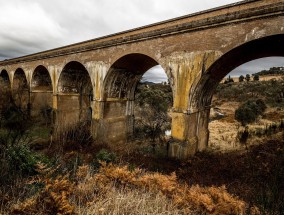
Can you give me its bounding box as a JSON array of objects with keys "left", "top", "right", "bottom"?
[{"left": 11, "top": 176, "right": 76, "bottom": 215}]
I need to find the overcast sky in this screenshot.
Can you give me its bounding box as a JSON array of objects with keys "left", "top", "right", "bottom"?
[{"left": 0, "top": 0, "right": 283, "bottom": 82}]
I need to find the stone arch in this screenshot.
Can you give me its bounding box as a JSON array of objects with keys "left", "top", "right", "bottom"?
[
  {"left": 190, "top": 34, "right": 284, "bottom": 111},
  {"left": 188, "top": 34, "right": 284, "bottom": 151},
  {"left": 30, "top": 65, "right": 53, "bottom": 119},
  {"left": 32, "top": 65, "right": 52, "bottom": 91},
  {"left": 104, "top": 53, "right": 160, "bottom": 100},
  {"left": 0, "top": 70, "right": 12, "bottom": 110},
  {"left": 101, "top": 53, "right": 170, "bottom": 142},
  {"left": 57, "top": 61, "right": 93, "bottom": 126},
  {"left": 12, "top": 68, "right": 29, "bottom": 110}
]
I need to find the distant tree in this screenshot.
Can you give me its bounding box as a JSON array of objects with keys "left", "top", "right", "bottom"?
[
  {"left": 254, "top": 67, "right": 284, "bottom": 76},
  {"left": 253, "top": 74, "right": 260, "bottom": 81},
  {"left": 245, "top": 74, "right": 250, "bottom": 82},
  {"left": 224, "top": 75, "right": 234, "bottom": 84},
  {"left": 239, "top": 75, "right": 245, "bottom": 82}
]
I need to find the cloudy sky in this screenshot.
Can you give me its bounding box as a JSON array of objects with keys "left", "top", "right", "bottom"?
[{"left": 0, "top": 0, "right": 283, "bottom": 82}]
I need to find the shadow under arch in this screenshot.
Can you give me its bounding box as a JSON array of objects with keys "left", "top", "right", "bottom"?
[
  {"left": 57, "top": 61, "right": 93, "bottom": 127},
  {"left": 187, "top": 34, "right": 284, "bottom": 152},
  {"left": 32, "top": 65, "right": 52, "bottom": 91},
  {"left": 30, "top": 65, "right": 53, "bottom": 119},
  {"left": 12, "top": 68, "right": 29, "bottom": 110},
  {"left": 103, "top": 53, "right": 159, "bottom": 100},
  {"left": 0, "top": 70, "right": 12, "bottom": 110},
  {"left": 101, "top": 53, "right": 170, "bottom": 143}
]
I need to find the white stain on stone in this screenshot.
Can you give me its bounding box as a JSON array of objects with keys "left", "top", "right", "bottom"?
[{"left": 245, "top": 27, "right": 266, "bottom": 42}]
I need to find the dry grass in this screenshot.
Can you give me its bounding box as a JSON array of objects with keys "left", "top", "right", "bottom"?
[
  {"left": 2, "top": 162, "right": 255, "bottom": 215},
  {"left": 209, "top": 120, "right": 239, "bottom": 151},
  {"left": 76, "top": 185, "right": 184, "bottom": 215},
  {"left": 1, "top": 137, "right": 283, "bottom": 215}
]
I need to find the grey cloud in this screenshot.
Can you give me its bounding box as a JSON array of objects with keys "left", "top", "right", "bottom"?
[
  {"left": 0, "top": 0, "right": 240, "bottom": 61},
  {"left": 230, "top": 57, "right": 284, "bottom": 77},
  {"left": 142, "top": 65, "right": 167, "bottom": 83},
  {"left": 0, "top": 0, "right": 65, "bottom": 59}
]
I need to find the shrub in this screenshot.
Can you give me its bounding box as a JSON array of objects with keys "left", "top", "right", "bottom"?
[
  {"left": 0, "top": 128, "right": 50, "bottom": 182},
  {"left": 235, "top": 99, "right": 266, "bottom": 126},
  {"left": 239, "top": 75, "right": 244, "bottom": 82},
  {"left": 245, "top": 74, "right": 250, "bottom": 82},
  {"left": 253, "top": 74, "right": 260, "bottom": 81},
  {"left": 6, "top": 144, "right": 42, "bottom": 176},
  {"left": 96, "top": 149, "right": 116, "bottom": 163},
  {"left": 1, "top": 105, "right": 31, "bottom": 133},
  {"left": 237, "top": 127, "right": 249, "bottom": 144}
]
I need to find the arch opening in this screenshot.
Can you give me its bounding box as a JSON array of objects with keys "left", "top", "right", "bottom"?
[
  {"left": 190, "top": 35, "right": 284, "bottom": 152},
  {"left": 190, "top": 35, "right": 284, "bottom": 111},
  {"left": 104, "top": 53, "right": 158, "bottom": 100},
  {"left": 30, "top": 65, "right": 53, "bottom": 121},
  {"left": 57, "top": 61, "right": 93, "bottom": 126},
  {"left": 12, "top": 68, "right": 29, "bottom": 110},
  {"left": 32, "top": 65, "right": 52, "bottom": 91},
  {"left": 0, "top": 70, "right": 11, "bottom": 110},
  {"left": 102, "top": 53, "right": 173, "bottom": 145}
]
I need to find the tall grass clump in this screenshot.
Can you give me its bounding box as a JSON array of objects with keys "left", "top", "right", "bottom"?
[{"left": 53, "top": 120, "right": 93, "bottom": 152}]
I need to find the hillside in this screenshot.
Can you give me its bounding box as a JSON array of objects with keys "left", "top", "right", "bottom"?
[{"left": 210, "top": 74, "right": 284, "bottom": 151}]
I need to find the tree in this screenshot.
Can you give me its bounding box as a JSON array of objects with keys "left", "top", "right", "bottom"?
[
  {"left": 253, "top": 74, "right": 259, "bottom": 81},
  {"left": 135, "top": 85, "right": 172, "bottom": 151},
  {"left": 224, "top": 76, "right": 234, "bottom": 84},
  {"left": 245, "top": 74, "right": 250, "bottom": 82},
  {"left": 239, "top": 75, "right": 244, "bottom": 82}
]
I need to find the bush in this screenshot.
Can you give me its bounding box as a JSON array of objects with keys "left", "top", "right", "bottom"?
[
  {"left": 6, "top": 144, "right": 43, "bottom": 176},
  {"left": 235, "top": 99, "right": 266, "bottom": 126},
  {"left": 239, "top": 75, "right": 244, "bottom": 82},
  {"left": 1, "top": 105, "right": 31, "bottom": 132},
  {"left": 96, "top": 149, "right": 116, "bottom": 163},
  {"left": 253, "top": 74, "right": 260, "bottom": 81},
  {"left": 0, "top": 130, "right": 49, "bottom": 182}
]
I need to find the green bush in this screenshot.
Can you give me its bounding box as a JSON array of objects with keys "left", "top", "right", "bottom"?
[
  {"left": 7, "top": 144, "right": 42, "bottom": 176},
  {"left": 0, "top": 127, "right": 49, "bottom": 182},
  {"left": 235, "top": 99, "right": 266, "bottom": 126},
  {"left": 96, "top": 149, "right": 116, "bottom": 163}
]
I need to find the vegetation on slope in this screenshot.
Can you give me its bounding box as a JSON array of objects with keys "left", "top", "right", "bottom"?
[
  {"left": 254, "top": 67, "right": 284, "bottom": 76},
  {"left": 215, "top": 78, "right": 284, "bottom": 108}
]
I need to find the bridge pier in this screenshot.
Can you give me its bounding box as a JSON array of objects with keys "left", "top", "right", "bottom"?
[
  {"left": 196, "top": 108, "right": 211, "bottom": 151},
  {"left": 169, "top": 107, "right": 210, "bottom": 159},
  {"left": 163, "top": 51, "right": 220, "bottom": 159},
  {"left": 92, "top": 98, "right": 134, "bottom": 144},
  {"left": 169, "top": 111, "right": 198, "bottom": 159}
]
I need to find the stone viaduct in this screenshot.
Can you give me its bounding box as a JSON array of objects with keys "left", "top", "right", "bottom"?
[{"left": 0, "top": 0, "right": 283, "bottom": 159}]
